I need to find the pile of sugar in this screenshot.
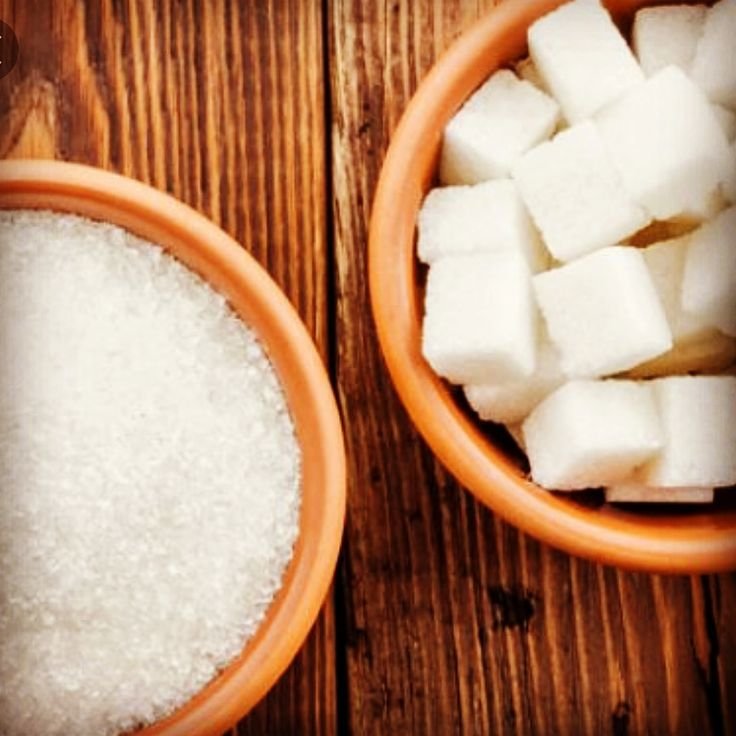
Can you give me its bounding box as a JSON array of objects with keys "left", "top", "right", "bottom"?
[{"left": 0, "top": 211, "right": 301, "bottom": 736}]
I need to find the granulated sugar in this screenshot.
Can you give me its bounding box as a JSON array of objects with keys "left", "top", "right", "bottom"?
[{"left": 0, "top": 210, "right": 301, "bottom": 736}]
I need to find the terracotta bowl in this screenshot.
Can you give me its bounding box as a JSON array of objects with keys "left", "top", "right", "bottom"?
[
  {"left": 369, "top": 0, "right": 736, "bottom": 574},
  {"left": 0, "top": 159, "right": 346, "bottom": 735}
]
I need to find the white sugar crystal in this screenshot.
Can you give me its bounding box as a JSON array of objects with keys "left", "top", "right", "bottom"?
[
  {"left": 512, "top": 121, "right": 650, "bottom": 262},
  {"left": 642, "top": 235, "right": 712, "bottom": 343},
  {"left": 605, "top": 484, "right": 714, "bottom": 503},
  {"left": 596, "top": 66, "right": 732, "bottom": 219},
  {"left": 417, "top": 180, "right": 548, "bottom": 271},
  {"left": 0, "top": 211, "right": 301, "bottom": 736},
  {"left": 638, "top": 376, "right": 736, "bottom": 487},
  {"left": 439, "top": 69, "right": 560, "bottom": 184},
  {"left": 713, "top": 105, "right": 736, "bottom": 142},
  {"left": 681, "top": 206, "right": 736, "bottom": 336},
  {"left": 522, "top": 379, "right": 663, "bottom": 490},
  {"left": 528, "top": 0, "right": 644, "bottom": 123},
  {"left": 464, "top": 341, "right": 564, "bottom": 424},
  {"left": 533, "top": 246, "right": 672, "bottom": 377},
  {"left": 691, "top": 0, "right": 736, "bottom": 109},
  {"left": 422, "top": 253, "right": 538, "bottom": 384},
  {"left": 632, "top": 4, "right": 707, "bottom": 76}
]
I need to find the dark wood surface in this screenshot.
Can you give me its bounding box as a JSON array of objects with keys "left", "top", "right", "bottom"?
[{"left": 0, "top": 1, "right": 734, "bottom": 734}]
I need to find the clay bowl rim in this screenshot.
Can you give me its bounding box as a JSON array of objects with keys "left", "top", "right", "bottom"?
[
  {"left": 0, "top": 159, "right": 346, "bottom": 736},
  {"left": 368, "top": 0, "right": 736, "bottom": 574}
]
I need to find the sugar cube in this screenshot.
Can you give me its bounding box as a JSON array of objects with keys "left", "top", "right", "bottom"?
[
  {"left": 623, "top": 329, "right": 736, "bottom": 378},
  {"left": 522, "top": 379, "right": 663, "bottom": 490},
  {"left": 439, "top": 70, "right": 560, "bottom": 184},
  {"left": 596, "top": 66, "right": 731, "bottom": 220},
  {"left": 533, "top": 246, "right": 672, "bottom": 377},
  {"left": 632, "top": 4, "right": 707, "bottom": 76},
  {"left": 638, "top": 376, "right": 736, "bottom": 487},
  {"left": 681, "top": 207, "right": 736, "bottom": 336},
  {"left": 417, "top": 180, "right": 548, "bottom": 271},
  {"left": 691, "top": 0, "right": 736, "bottom": 110},
  {"left": 512, "top": 122, "right": 650, "bottom": 262},
  {"left": 642, "top": 236, "right": 712, "bottom": 343},
  {"left": 464, "top": 341, "right": 563, "bottom": 424},
  {"left": 422, "top": 253, "right": 538, "bottom": 384},
  {"left": 528, "top": 0, "right": 644, "bottom": 123},
  {"left": 605, "top": 484, "right": 714, "bottom": 503}
]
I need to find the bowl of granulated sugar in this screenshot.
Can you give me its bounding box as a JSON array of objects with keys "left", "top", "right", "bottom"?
[{"left": 0, "top": 159, "right": 345, "bottom": 736}]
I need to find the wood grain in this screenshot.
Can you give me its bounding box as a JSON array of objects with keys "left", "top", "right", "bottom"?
[
  {"left": 0, "top": 1, "right": 335, "bottom": 734},
  {"left": 329, "top": 1, "right": 736, "bottom": 734},
  {"left": 2, "top": 1, "right": 735, "bottom": 735}
]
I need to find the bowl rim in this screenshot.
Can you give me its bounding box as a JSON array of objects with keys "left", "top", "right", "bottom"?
[
  {"left": 368, "top": 0, "right": 736, "bottom": 575},
  {"left": 0, "top": 159, "right": 346, "bottom": 735}
]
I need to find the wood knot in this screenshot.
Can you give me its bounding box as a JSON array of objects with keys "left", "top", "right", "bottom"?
[
  {"left": 1, "top": 71, "right": 58, "bottom": 159},
  {"left": 488, "top": 585, "right": 539, "bottom": 631},
  {"left": 612, "top": 700, "right": 632, "bottom": 736}
]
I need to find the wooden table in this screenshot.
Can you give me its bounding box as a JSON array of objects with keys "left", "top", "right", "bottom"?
[{"left": 1, "top": 2, "right": 734, "bottom": 734}]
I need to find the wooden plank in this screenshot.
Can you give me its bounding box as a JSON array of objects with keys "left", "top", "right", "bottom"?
[
  {"left": 0, "top": 1, "right": 335, "bottom": 733},
  {"left": 712, "top": 575, "right": 736, "bottom": 735},
  {"left": 329, "top": 0, "right": 734, "bottom": 733}
]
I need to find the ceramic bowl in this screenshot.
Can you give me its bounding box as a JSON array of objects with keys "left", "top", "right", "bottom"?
[
  {"left": 369, "top": 0, "right": 736, "bottom": 574},
  {"left": 0, "top": 159, "right": 346, "bottom": 735}
]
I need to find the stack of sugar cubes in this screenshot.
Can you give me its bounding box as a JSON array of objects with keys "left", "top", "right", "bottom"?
[{"left": 419, "top": 0, "right": 736, "bottom": 503}]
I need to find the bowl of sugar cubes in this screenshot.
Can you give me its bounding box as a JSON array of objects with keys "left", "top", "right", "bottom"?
[{"left": 369, "top": 0, "right": 736, "bottom": 573}]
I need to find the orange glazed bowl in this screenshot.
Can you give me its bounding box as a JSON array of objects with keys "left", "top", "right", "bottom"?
[
  {"left": 0, "top": 159, "right": 346, "bottom": 735},
  {"left": 369, "top": 0, "right": 736, "bottom": 574}
]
